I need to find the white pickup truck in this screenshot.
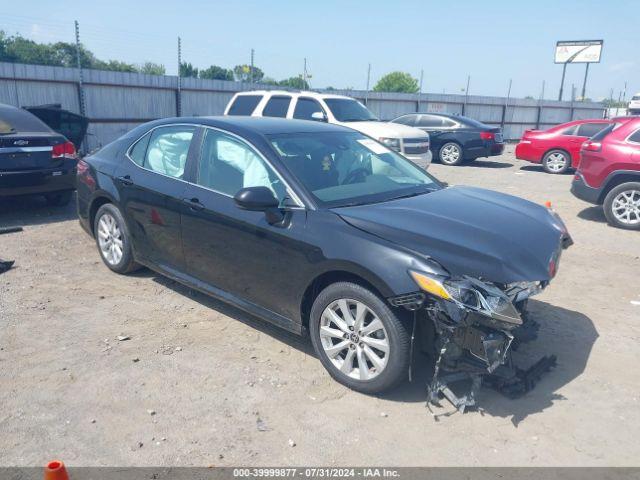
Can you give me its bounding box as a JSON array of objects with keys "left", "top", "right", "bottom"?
[{"left": 224, "top": 90, "right": 432, "bottom": 168}]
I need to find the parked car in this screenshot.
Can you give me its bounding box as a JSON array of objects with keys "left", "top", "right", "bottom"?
[
  {"left": 571, "top": 117, "right": 640, "bottom": 230},
  {"left": 628, "top": 93, "right": 640, "bottom": 115},
  {"left": 391, "top": 113, "right": 504, "bottom": 166},
  {"left": 224, "top": 90, "right": 432, "bottom": 168},
  {"left": 0, "top": 103, "right": 78, "bottom": 205},
  {"left": 515, "top": 119, "right": 612, "bottom": 174},
  {"left": 77, "top": 116, "right": 571, "bottom": 397}
]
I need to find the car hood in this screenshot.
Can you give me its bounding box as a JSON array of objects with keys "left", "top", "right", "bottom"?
[
  {"left": 339, "top": 121, "right": 428, "bottom": 139},
  {"left": 333, "top": 186, "right": 570, "bottom": 284}
]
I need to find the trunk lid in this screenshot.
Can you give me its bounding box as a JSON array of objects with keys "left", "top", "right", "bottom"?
[{"left": 0, "top": 132, "right": 66, "bottom": 171}]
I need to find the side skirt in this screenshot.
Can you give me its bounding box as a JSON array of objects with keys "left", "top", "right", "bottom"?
[{"left": 135, "top": 258, "right": 303, "bottom": 336}]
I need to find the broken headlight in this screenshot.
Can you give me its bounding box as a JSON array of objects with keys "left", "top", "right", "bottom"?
[{"left": 409, "top": 270, "right": 522, "bottom": 326}]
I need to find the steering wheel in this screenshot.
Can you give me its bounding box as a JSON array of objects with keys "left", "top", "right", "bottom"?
[{"left": 343, "top": 168, "right": 369, "bottom": 185}]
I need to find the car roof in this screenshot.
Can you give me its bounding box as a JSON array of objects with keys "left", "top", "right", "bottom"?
[
  {"left": 152, "top": 115, "right": 354, "bottom": 135},
  {"left": 233, "top": 90, "right": 353, "bottom": 101}
]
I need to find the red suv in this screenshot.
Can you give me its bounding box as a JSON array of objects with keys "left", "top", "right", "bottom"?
[
  {"left": 516, "top": 119, "right": 611, "bottom": 174},
  {"left": 571, "top": 117, "right": 640, "bottom": 230}
]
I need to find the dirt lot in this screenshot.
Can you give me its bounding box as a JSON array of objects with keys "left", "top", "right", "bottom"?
[{"left": 1, "top": 145, "right": 639, "bottom": 467}]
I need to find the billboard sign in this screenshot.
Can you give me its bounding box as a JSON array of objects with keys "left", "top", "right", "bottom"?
[{"left": 554, "top": 40, "right": 603, "bottom": 64}]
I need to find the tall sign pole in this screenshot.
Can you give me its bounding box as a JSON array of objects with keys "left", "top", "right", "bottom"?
[
  {"left": 364, "top": 63, "right": 371, "bottom": 105},
  {"left": 558, "top": 62, "right": 567, "bottom": 101},
  {"left": 250, "top": 48, "right": 255, "bottom": 84},
  {"left": 581, "top": 63, "right": 590, "bottom": 100}
]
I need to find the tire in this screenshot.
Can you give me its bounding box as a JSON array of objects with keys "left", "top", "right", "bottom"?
[
  {"left": 603, "top": 182, "right": 640, "bottom": 230},
  {"left": 45, "top": 191, "right": 73, "bottom": 206},
  {"left": 309, "top": 282, "right": 410, "bottom": 394},
  {"left": 542, "top": 149, "right": 570, "bottom": 174},
  {"left": 93, "top": 203, "right": 140, "bottom": 273},
  {"left": 438, "top": 142, "right": 464, "bottom": 166}
]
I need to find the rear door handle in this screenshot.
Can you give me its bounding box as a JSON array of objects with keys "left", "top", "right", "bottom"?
[
  {"left": 182, "top": 197, "right": 205, "bottom": 211},
  {"left": 116, "top": 175, "right": 134, "bottom": 186}
]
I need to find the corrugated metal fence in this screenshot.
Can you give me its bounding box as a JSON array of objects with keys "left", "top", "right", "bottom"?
[{"left": 0, "top": 62, "right": 606, "bottom": 151}]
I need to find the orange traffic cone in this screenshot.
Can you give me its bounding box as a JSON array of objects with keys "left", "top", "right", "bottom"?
[{"left": 44, "top": 460, "right": 69, "bottom": 480}]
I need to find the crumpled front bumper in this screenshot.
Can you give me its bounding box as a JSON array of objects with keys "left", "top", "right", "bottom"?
[{"left": 390, "top": 280, "right": 557, "bottom": 413}]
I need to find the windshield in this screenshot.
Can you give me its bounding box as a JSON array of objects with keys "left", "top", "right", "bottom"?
[
  {"left": 324, "top": 99, "right": 378, "bottom": 122},
  {"left": 268, "top": 131, "right": 441, "bottom": 208}
]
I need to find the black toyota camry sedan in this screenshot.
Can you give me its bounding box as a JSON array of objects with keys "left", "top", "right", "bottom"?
[
  {"left": 391, "top": 113, "right": 504, "bottom": 166},
  {"left": 77, "top": 117, "right": 571, "bottom": 398}
]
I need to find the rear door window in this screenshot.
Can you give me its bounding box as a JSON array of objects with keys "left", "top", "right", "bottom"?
[
  {"left": 129, "top": 132, "right": 151, "bottom": 166},
  {"left": 227, "top": 95, "right": 262, "bottom": 116},
  {"left": 576, "top": 123, "right": 608, "bottom": 138},
  {"left": 144, "top": 126, "right": 196, "bottom": 178},
  {"left": 416, "top": 115, "right": 444, "bottom": 128},
  {"left": 628, "top": 129, "right": 640, "bottom": 143},
  {"left": 561, "top": 125, "right": 578, "bottom": 135},
  {"left": 293, "top": 98, "right": 324, "bottom": 120},
  {"left": 393, "top": 115, "right": 416, "bottom": 126},
  {"left": 262, "top": 96, "right": 292, "bottom": 118}
]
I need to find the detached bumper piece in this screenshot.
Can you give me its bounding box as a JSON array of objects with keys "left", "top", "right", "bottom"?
[
  {"left": 424, "top": 295, "right": 556, "bottom": 416},
  {"left": 0, "top": 259, "right": 15, "bottom": 274}
]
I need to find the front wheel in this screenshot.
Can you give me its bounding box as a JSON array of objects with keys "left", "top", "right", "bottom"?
[
  {"left": 309, "top": 282, "right": 410, "bottom": 394},
  {"left": 439, "top": 142, "right": 464, "bottom": 166},
  {"left": 603, "top": 182, "right": 640, "bottom": 230}
]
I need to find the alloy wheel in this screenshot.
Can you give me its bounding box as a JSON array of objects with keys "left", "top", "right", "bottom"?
[
  {"left": 319, "top": 299, "right": 389, "bottom": 381},
  {"left": 97, "top": 213, "right": 124, "bottom": 266},
  {"left": 440, "top": 144, "right": 461, "bottom": 165},
  {"left": 545, "top": 152, "right": 568, "bottom": 173},
  {"left": 611, "top": 189, "right": 640, "bottom": 226}
]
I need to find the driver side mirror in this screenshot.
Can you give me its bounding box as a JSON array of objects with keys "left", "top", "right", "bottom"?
[
  {"left": 234, "top": 186, "right": 279, "bottom": 211},
  {"left": 311, "top": 111, "right": 328, "bottom": 122}
]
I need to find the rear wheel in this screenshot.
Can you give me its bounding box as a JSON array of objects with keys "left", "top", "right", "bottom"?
[
  {"left": 542, "top": 150, "right": 570, "bottom": 174},
  {"left": 439, "top": 142, "right": 464, "bottom": 166},
  {"left": 45, "top": 191, "right": 73, "bottom": 206},
  {"left": 94, "top": 203, "right": 140, "bottom": 273},
  {"left": 309, "top": 282, "right": 410, "bottom": 394},
  {"left": 603, "top": 182, "right": 640, "bottom": 230}
]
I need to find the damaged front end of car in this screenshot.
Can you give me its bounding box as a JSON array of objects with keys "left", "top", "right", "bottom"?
[{"left": 391, "top": 269, "right": 560, "bottom": 414}]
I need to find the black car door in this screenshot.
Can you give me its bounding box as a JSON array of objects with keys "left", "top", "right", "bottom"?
[
  {"left": 113, "top": 124, "right": 199, "bottom": 271},
  {"left": 180, "top": 127, "right": 312, "bottom": 323}
]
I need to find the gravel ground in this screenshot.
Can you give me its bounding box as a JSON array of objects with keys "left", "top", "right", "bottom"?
[{"left": 1, "top": 145, "right": 639, "bottom": 467}]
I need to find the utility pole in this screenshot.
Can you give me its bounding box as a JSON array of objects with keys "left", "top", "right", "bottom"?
[
  {"left": 462, "top": 75, "right": 470, "bottom": 115},
  {"left": 177, "top": 37, "right": 182, "bottom": 116},
  {"left": 558, "top": 62, "right": 568, "bottom": 101},
  {"left": 502, "top": 78, "right": 512, "bottom": 129},
  {"left": 581, "top": 63, "right": 590, "bottom": 101},
  {"left": 364, "top": 63, "right": 371, "bottom": 105},
  {"left": 622, "top": 81, "right": 628, "bottom": 103},
  {"left": 540, "top": 80, "right": 546, "bottom": 100},
  {"left": 418, "top": 69, "right": 424, "bottom": 112},
  {"left": 303, "top": 57, "right": 307, "bottom": 88},
  {"left": 74, "top": 20, "right": 86, "bottom": 118},
  {"left": 250, "top": 48, "right": 255, "bottom": 84}
]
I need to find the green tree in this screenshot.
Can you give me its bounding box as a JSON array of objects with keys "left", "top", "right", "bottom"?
[
  {"left": 179, "top": 62, "right": 199, "bottom": 78},
  {"left": 199, "top": 65, "right": 233, "bottom": 80},
  {"left": 259, "top": 76, "right": 279, "bottom": 86},
  {"left": 373, "top": 72, "right": 419, "bottom": 93},
  {"left": 233, "top": 64, "right": 264, "bottom": 82},
  {"left": 94, "top": 59, "right": 137, "bottom": 72},
  {"left": 139, "top": 62, "right": 166, "bottom": 75},
  {"left": 278, "top": 75, "right": 309, "bottom": 90}
]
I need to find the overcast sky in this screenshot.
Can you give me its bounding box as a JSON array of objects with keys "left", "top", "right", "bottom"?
[{"left": 3, "top": 0, "right": 638, "bottom": 101}]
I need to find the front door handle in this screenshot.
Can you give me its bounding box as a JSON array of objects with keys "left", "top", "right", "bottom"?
[
  {"left": 116, "top": 175, "right": 134, "bottom": 186},
  {"left": 182, "top": 197, "right": 205, "bottom": 211}
]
